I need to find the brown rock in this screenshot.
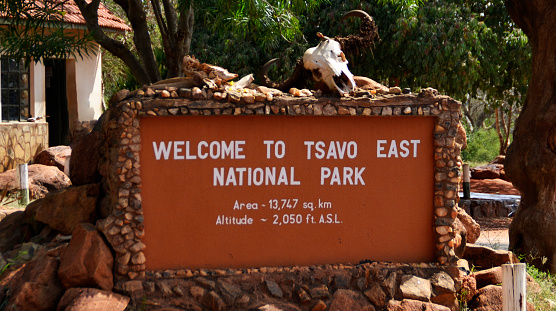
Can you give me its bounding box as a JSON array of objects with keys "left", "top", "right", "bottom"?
[
  {"left": 471, "top": 164, "right": 504, "bottom": 180},
  {"left": 430, "top": 272, "right": 457, "bottom": 311},
  {"left": 0, "top": 211, "right": 25, "bottom": 253},
  {"left": 473, "top": 266, "right": 503, "bottom": 288},
  {"left": 33, "top": 145, "right": 71, "bottom": 172},
  {"left": 157, "top": 280, "right": 174, "bottom": 297},
  {"left": 329, "top": 289, "right": 375, "bottom": 311},
  {"left": 463, "top": 244, "right": 519, "bottom": 269},
  {"left": 458, "top": 275, "right": 478, "bottom": 304},
  {"left": 455, "top": 123, "right": 467, "bottom": 150},
  {"left": 0, "top": 164, "right": 71, "bottom": 199},
  {"left": 70, "top": 131, "right": 103, "bottom": 186},
  {"left": 120, "top": 280, "right": 145, "bottom": 300},
  {"left": 430, "top": 293, "right": 457, "bottom": 311},
  {"left": 58, "top": 223, "right": 114, "bottom": 291},
  {"left": 456, "top": 207, "right": 480, "bottom": 244},
  {"left": 311, "top": 300, "right": 327, "bottom": 311},
  {"left": 202, "top": 290, "right": 225, "bottom": 311},
  {"left": 469, "top": 285, "right": 502, "bottom": 311},
  {"left": 383, "top": 272, "right": 398, "bottom": 298},
  {"left": 265, "top": 279, "right": 283, "bottom": 298},
  {"left": 469, "top": 285, "right": 534, "bottom": 311},
  {"left": 56, "top": 288, "right": 129, "bottom": 311},
  {"left": 386, "top": 299, "right": 450, "bottom": 311},
  {"left": 419, "top": 87, "right": 439, "bottom": 97},
  {"left": 399, "top": 275, "right": 431, "bottom": 301},
  {"left": 257, "top": 303, "right": 302, "bottom": 311},
  {"left": 0, "top": 256, "right": 64, "bottom": 311},
  {"left": 190, "top": 285, "right": 206, "bottom": 301},
  {"left": 490, "top": 155, "right": 505, "bottom": 165},
  {"left": 453, "top": 217, "right": 467, "bottom": 258},
  {"left": 309, "top": 285, "right": 330, "bottom": 299},
  {"left": 31, "top": 184, "right": 99, "bottom": 235},
  {"left": 364, "top": 283, "right": 387, "bottom": 308},
  {"left": 430, "top": 272, "right": 455, "bottom": 295},
  {"left": 353, "top": 76, "right": 388, "bottom": 92},
  {"left": 217, "top": 279, "right": 242, "bottom": 305},
  {"left": 5, "top": 242, "right": 44, "bottom": 266},
  {"left": 108, "top": 89, "right": 130, "bottom": 107}
]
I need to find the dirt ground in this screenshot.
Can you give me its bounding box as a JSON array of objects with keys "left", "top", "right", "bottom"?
[
  {"left": 475, "top": 217, "right": 512, "bottom": 250},
  {"left": 468, "top": 178, "right": 519, "bottom": 250},
  {"left": 467, "top": 178, "right": 520, "bottom": 195}
]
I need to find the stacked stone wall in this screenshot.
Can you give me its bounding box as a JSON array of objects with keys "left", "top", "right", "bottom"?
[
  {"left": 97, "top": 86, "right": 465, "bottom": 309},
  {"left": 0, "top": 122, "right": 48, "bottom": 173},
  {"left": 69, "top": 120, "right": 97, "bottom": 144}
]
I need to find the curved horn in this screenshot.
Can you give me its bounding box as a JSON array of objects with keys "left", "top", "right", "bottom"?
[
  {"left": 258, "top": 58, "right": 307, "bottom": 92},
  {"left": 340, "top": 10, "right": 373, "bottom": 23},
  {"left": 335, "top": 10, "right": 379, "bottom": 56}
]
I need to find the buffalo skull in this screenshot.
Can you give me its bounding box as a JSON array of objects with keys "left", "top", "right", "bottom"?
[
  {"left": 303, "top": 33, "right": 356, "bottom": 95},
  {"left": 259, "top": 10, "right": 378, "bottom": 95}
]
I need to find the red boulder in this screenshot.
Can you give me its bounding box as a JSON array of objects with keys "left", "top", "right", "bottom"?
[{"left": 58, "top": 223, "right": 114, "bottom": 291}]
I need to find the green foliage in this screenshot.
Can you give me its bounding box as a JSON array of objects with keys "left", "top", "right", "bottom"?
[
  {"left": 100, "top": 0, "right": 323, "bottom": 98},
  {"left": 345, "top": 0, "right": 529, "bottom": 103},
  {"left": 101, "top": 49, "right": 138, "bottom": 104},
  {"left": 376, "top": 0, "right": 425, "bottom": 14},
  {"left": 526, "top": 263, "right": 556, "bottom": 311},
  {"left": 101, "top": 0, "right": 530, "bottom": 111},
  {"left": 0, "top": 0, "right": 97, "bottom": 61},
  {"left": 461, "top": 128, "right": 499, "bottom": 164},
  {"left": 196, "top": 0, "right": 324, "bottom": 52}
]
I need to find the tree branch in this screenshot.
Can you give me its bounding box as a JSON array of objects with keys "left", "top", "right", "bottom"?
[
  {"left": 125, "top": 0, "right": 161, "bottom": 82},
  {"left": 74, "top": 0, "right": 151, "bottom": 85},
  {"left": 161, "top": 0, "right": 178, "bottom": 40}
]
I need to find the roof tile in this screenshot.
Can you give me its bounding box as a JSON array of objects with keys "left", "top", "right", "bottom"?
[{"left": 1, "top": 0, "right": 131, "bottom": 32}]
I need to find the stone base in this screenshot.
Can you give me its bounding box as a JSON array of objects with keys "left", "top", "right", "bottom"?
[
  {"left": 459, "top": 194, "right": 520, "bottom": 218},
  {"left": 116, "top": 263, "right": 461, "bottom": 311}
]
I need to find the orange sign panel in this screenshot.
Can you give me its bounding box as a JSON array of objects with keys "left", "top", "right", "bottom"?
[{"left": 139, "top": 116, "right": 435, "bottom": 270}]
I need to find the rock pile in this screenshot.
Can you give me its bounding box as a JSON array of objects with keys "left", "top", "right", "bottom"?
[
  {"left": 0, "top": 223, "right": 128, "bottom": 311},
  {"left": 0, "top": 164, "right": 71, "bottom": 200}
]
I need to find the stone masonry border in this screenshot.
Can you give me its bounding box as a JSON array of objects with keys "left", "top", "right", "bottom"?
[
  {"left": 97, "top": 87, "right": 464, "bottom": 281},
  {"left": 0, "top": 122, "right": 48, "bottom": 173}
]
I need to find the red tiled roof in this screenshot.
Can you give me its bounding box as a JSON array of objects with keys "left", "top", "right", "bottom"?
[
  {"left": 61, "top": 0, "right": 131, "bottom": 32},
  {"left": 1, "top": 0, "right": 131, "bottom": 32}
]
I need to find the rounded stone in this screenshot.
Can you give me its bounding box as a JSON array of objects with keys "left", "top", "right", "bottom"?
[
  {"left": 131, "top": 252, "right": 146, "bottom": 265},
  {"left": 436, "top": 226, "right": 453, "bottom": 235}
]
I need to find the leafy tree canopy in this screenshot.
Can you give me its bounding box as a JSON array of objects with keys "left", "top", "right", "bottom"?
[
  {"left": 0, "top": 0, "right": 97, "bottom": 61},
  {"left": 1, "top": 0, "right": 531, "bottom": 118},
  {"left": 1, "top": 0, "right": 325, "bottom": 86}
]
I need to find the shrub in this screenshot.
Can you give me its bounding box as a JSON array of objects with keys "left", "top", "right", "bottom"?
[{"left": 462, "top": 128, "right": 500, "bottom": 165}]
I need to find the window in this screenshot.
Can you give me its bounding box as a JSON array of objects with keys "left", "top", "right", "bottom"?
[{"left": 1, "top": 56, "right": 30, "bottom": 122}]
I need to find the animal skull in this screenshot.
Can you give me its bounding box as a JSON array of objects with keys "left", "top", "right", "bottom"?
[{"left": 303, "top": 33, "right": 356, "bottom": 95}]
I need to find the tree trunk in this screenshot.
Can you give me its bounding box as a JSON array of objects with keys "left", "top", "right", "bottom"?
[
  {"left": 495, "top": 107, "right": 512, "bottom": 156},
  {"left": 74, "top": 0, "right": 152, "bottom": 86},
  {"left": 505, "top": 0, "right": 556, "bottom": 273},
  {"left": 123, "top": 0, "right": 161, "bottom": 83},
  {"left": 151, "top": 0, "right": 194, "bottom": 78},
  {"left": 494, "top": 108, "right": 505, "bottom": 155}
]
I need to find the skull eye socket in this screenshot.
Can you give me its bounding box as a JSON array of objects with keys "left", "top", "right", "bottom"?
[
  {"left": 312, "top": 69, "right": 322, "bottom": 80},
  {"left": 334, "top": 71, "right": 351, "bottom": 90}
]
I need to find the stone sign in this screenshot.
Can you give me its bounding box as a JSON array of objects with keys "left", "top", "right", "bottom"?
[
  {"left": 139, "top": 115, "right": 435, "bottom": 270},
  {"left": 98, "top": 89, "right": 464, "bottom": 280}
]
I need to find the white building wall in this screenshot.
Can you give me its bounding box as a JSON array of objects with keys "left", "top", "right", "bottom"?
[
  {"left": 31, "top": 61, "right": 46, "bottom": 120},
  {"left": 2, "top": 45, "right": 103, "bottom": 124},
  {"left": 74, "top": 46, "right": 103, "bottom": 121}
]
